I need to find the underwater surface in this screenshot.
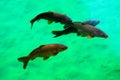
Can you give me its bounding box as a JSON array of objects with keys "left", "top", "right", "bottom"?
[{"left": 0, "top": 0, "right": 120, "bottom": 80}]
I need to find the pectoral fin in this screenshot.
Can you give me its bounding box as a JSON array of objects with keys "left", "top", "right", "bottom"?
[
  {"left": 87, "top": 35, "right": 93, "bottom": 38},
  {"left": 43, "top": 57, "right": 49, "bottom": 60},
  {"left": 48, "top": 20, "right": 53, "bottom": 24},
  {"left": 77, "top": 30, "right": 82, "bottom": 36},
  {"left": 53, "top": 52, "right": 58, "bottom": 56}
]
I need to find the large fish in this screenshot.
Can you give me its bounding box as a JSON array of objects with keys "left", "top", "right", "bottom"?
[
  {"left": 52, "top": 21, "right": 108, "bottom": 38},
  {"left": 18, "top": 44, "right": 68, "bottom": 69},
  {"left": 30, "top": 11, "right": 73, "bottom": 29},
  {"left": 52, "top": 20, "right": 100, "bottom": 37},
  {"left": 71, "top": 22, "right": 108, "bottom": 38}
]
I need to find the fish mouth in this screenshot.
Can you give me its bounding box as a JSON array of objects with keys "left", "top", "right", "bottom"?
[
  {"left": 62, "top": 46, "right": 68, "bottom": 50},
  {"left": 104, "top": 35, "right": 108, "bottom": 38},
  {"left": 65, "top": 47, "right": 68, "bottom": 50}
]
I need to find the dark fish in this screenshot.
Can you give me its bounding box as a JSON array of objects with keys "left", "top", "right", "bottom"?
[
  {"left": 30, "top": 11, "right": 73, "bottom": 29},
  {"left": 52, "top": 22, "right": 108, "bottom": 38},
  {"left": 52, "top": 20, "right": 100, "bottom": 37},
  {"left": 72, "top": 22, "right": 108, "bottom": 38},
  {"left": 18, "top": 44, "right": 68, "bottom": 69}
]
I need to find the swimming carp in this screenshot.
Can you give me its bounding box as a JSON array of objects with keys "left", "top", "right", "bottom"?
[
  {"left": 18, "top": 44, "right": 68, "bottom": 69},
  {"left": 52, "top": 20, "right": 108, "bottom": 38},
  {"left": 30, "top": 11, "right": 73, "bottom": 29},
  {"left": 52, "top": 20, "right": 99, "bottom": 37},
  {"left": 72, "top": 22, "right": 108, "bottom": 38}
]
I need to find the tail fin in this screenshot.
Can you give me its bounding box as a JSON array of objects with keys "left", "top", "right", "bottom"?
[
  {"left": 52, "top": 31, "right": 63, "bottom": 37},
  {"left": 30, "top": 20, "right": 34, "bottom": 29},
  {"left": 18, "top": 56, "right": 30, "bottom": 69},
  {"left": 30, "top": 22, "right": 33, "bottom": 29},
  {"left": 31, "top": 24, "right": 33, "bottom": 29}
]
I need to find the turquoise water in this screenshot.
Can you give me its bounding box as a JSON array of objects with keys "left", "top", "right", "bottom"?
[{"left": 0, "top": 0, "right": 120, "bottom": 80}]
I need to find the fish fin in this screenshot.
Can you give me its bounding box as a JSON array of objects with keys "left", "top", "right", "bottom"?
[
  {"left": 52, "top": 31, "right": 63, "bottom": 37},
  {"left": 18, "top": 56, "right": 30, "bottom": 69},
  {"left": 43, "top": 57, "right": 49, "bottom": 60},
  {"left": 48, "top": 20, "right": 53, "bottom": 24},
  {"left": 39, "top": 45, "right": 45, "bottom": 48},
  {"left": 53, "top": 52, "right": 58, "bottom": 56},
  {"left": 84, "top": 20, "right": 100, "bottom": 26},
  {"left": 31, "top": 57, "right": 36, "bottom": 60},
  {"left": 87, "top": 35, "right": 93, "bottom": 38},
  {"left": 30, "top": 20, "right": 34, "bottom": 29},
  {"left": 77, "top": 30, "right": 82, "bottom": 36},
  {"left": 77, "top": 32, "right": 81, "bottom": 36},
  {"left": 31, "top": 24, "right": 33, "bottom": 29},
  {"left": 48, "top": 11, "right": 52, "bottom": 13},
  {"left": 63, "top": 25, "right": 69, "bottom": 29}
]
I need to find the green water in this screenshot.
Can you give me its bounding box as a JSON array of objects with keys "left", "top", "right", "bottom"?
[{"left": 0, "top": 0, "right": 120, "bottom": 80}]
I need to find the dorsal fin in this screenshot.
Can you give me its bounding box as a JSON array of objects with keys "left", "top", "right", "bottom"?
[
  {"left": 48, "top": 20, "right": 53, "bottom": 24},
  {"left": 47, "top": 11, "right": 53, "bottom": 14},
  {"left": 48, "top": 11, "right": 52, "bottom": 12},
  {"left": 39, "top": 45, "right": 45, "bottom": 48},
  {"left": 84, "top": 20, "right": 100, "bottom": 26}
]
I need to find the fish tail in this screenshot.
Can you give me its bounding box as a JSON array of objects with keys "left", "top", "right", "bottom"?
[
  {"left": 30, "top": 21, "right": 33, "bottom": 29},
  {"left": 52, "top": 31, "right": 63, "bottom": 37},
  {"left": 18, "top": 56, "right": 30, "bottom": 69},
  {"left": 31, "top": 24, "right": 33, "bottom": 29},
  {"left": 30, "top": 19, "right": 35, "bottom": 29}
]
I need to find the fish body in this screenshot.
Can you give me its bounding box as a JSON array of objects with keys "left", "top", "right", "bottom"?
[
  {"left": 73, "top": 22, "right": 108, "bottom": 38},
  {"left": 18, "top": 44, "right": 67, "bottom": 69},
  {"left": 52, "top": 20, "right": 100, "bottom": 37},
  {"left": 52, "top": 21, "right": 108, "bottom": 38},
  {"left": 30, "top": 11, "right": 73, "bottom": 29}
]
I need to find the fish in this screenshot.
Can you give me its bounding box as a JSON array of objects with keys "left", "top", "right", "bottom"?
[
  {"left": 30, "top": 11, "right": 73, "bottom": 29},
  {"left": 52, "top": 21, "right": 108, "bottom": 38},
  {"left": 72, "top": 22, "right": 108, "bottom": 38},
  {"left": 18, "top": 44, "right": 68, "bottom": 69},
  {"left": 52, "top": 20, "right": 99, "bottom": 37}
]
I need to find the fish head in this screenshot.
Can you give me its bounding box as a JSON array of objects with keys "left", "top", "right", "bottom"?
[
  {"left": 59, "top": 45, "right": 68, "bottom": 51},
  {"left": 94, "top": 29, "right": 108, "bottom": 38},
  {"left": 56, "top": 44, "right": 68, "bottom": 52},
  {"left": 51, "top": 44, "right": 68, "bottom": 56}
]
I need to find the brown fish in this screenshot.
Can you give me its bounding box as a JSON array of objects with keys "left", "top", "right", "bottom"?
[
  {"left": 18, "top": 44, "right": 68, "bottom": 69},
  {"left": 30, "top": 11, "right": 73, "bottom": 29}
]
